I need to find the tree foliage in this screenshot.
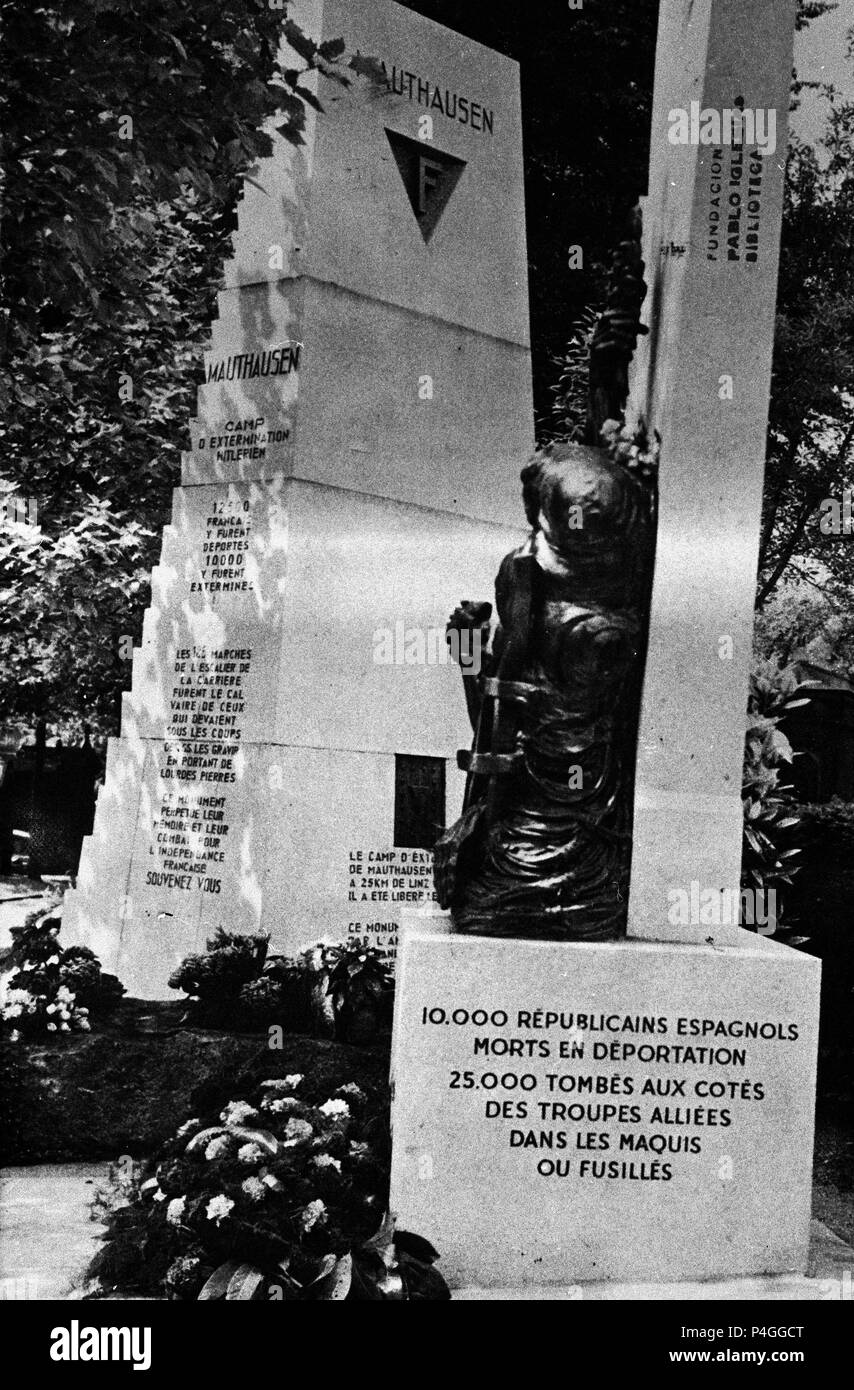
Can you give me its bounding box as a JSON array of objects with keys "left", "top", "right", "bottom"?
[
  {"left": 0, "top": 0, "right": 345, "bottom": 733},
  {"left": 0, "top": 0, "right": 850, "bottom": 728},
  {"left": 758, "top": 42, "right": 854, "bottom": 613},
  {"left": 755, "top": 583, "right": 854, "bottom": 672}
]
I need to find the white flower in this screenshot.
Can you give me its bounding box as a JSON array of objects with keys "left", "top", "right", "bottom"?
[
  {"left": 261, "top": 1096, "right": 298, "bottom": 1115},
  {"left": 261, "top": 1075, "right": 302, "bottom": 1092},
  {"left": 262, "top": 1173, "right": 281, "bottom": 1191},
  {"left": 313, "top": 1154, "right": 342, "bottom": 1173},
  {"left": 46, "top": 1022, "right": 57, "bottom": 1032},
  {"left": 45, "top": 1004, "right": 57, "bottom": 1015},
  {"left": 46, "top": 956, "right": 60, "bottom": 967},
  {"left": 300, "top": 1199, "right": 327, "bottom": 1233},
  {"left": 166, "top": 1197, "right": 186, "bottom": 1226},
  {"left": 241, "top": 1177, "right": 265, "bottom": 1202},
  {"left": 282, "top": 1118, "right": 313, "bottom": 1146},
  {"left": 237, "top": 1142, "right": 265, "bottom": 1166},
  {"left": 219, "top": 1101, "right": 258, "bottom": 1128},
  {"left": 3, "top": 1004, "right": 22, "bottom": 1020},
  {"left": 319, "top": 1099, "right": 350, "bottom": 1120},
  {"left": 205, "top": 1135, "right": 231, "bottom": 1161},
  {"left": 56, "top": 986, "right": 74, "bottom": 1003},
  {"left": 337, "top": 1083, "right": 365, "bottom": 1101},
  {"left": 59, "top": 1023, "right": 70, "bottom": 1033},
  {"left": 349, "top": 1141, "right": 370, "bottom": 1158},
  {"left": 299, "top": 940, "right": 336, "bottom": 965},
  {"left": 8, "top": 1030, "right": 21, "bottom": 1042},
  {"left": 176, "top": 1118, "right": 201, "bottom": 1140},
  {"left": 205, "top": 1195, "right": 235, "bottom": 1225},
  {"left": 77, "top": 1019, "right": 91, "bottom": 1032},
  {"left": 153, "top": 1188, "right": 167, "bottom": 1203}
]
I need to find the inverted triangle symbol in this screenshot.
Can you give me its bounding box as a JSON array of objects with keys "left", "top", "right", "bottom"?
[{"left": 385, "top": 129, "right": 467, "bottom": 242}]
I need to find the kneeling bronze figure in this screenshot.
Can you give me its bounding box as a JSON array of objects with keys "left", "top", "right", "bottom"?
[{"left": 435, "top": 442, "right": 655, "bottom": 941}]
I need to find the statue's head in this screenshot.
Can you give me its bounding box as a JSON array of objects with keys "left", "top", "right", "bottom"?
[{"left": 520, "top": 442, "right": 649, "bottom": 599}]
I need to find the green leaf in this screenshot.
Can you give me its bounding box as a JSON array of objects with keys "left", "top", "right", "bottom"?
[
  {"left": 394, "top": 1230, "right": 441, "bottom": 1264},
  {"left": 283, "top": 20, "right": 318, "bottom": 64},
  {"left": 348, "top": 1258, "right": 383, "bottom": 1301},
  {"left": 198, "top": 1261, "right": 243, "bottom": 1301},
  {"left": 305, "top": 1253, "right": 352, "bottom": 1301},
  {"left": 766, "top": 728, "right": 794, "bottom": 763},
  {"left": 319, "top": 38, "right": 347, "bottom": 61},
  {"left": 349, "top": 53, "right": 386, "bottom": 84},
  {"left": 361, "top": 1210, "right": 396, "bottom": 1263},
  {"left": 225, "top": 1265, "right": 266, "bottom": 1301},
  {"left": 184, "top": 1125, "right": 229, "bottom": 1155},
  {"left": 229, "top": 1126, "right": 280, "bottom": 1156},
  {"left": 295, "top": 87, "right": 324, "bottom": 113}
]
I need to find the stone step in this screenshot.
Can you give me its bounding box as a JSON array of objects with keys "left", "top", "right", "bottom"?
[
  {"left": 0, "top": 1164, "right": 111, "bottom": 1301},
  {"left": 454, "top": 1222, "right": 854, "bottom": 1300}
]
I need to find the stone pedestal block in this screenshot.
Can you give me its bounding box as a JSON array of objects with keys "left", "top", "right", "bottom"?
[{"left": 390, "top": 926, "right": 820, "bottom": 1288}]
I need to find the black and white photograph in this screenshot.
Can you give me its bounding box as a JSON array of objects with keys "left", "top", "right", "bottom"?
[{"left": 0, "top": 0, "right": 852, "bottom": 1358}]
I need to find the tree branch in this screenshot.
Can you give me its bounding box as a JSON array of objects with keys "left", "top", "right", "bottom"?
[{"left": 759, "top": 423, "right": 805, "bottom": 568}]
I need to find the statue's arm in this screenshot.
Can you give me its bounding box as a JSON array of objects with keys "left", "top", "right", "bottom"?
[{"left": 446, "top": 600, "right": 493, "bottom": 732}]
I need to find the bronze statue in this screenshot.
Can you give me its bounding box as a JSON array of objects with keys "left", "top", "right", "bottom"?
[{"left": 434, "top": 215, "right": 656, "bottom": 940}]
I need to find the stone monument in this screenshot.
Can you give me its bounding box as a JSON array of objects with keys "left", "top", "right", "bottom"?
[
  {"left": 61, "top": 0, "right": 533, "bottom": 997},
  {"left": 390, "top": 0, "right": 822, "bottom": 1290}
]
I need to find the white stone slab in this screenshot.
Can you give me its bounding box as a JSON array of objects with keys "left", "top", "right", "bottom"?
[
  {"left": 390, "top": 929, "right": 820, "bottom": 1288},
  {"left": 183, "top": 244, "right": 531, "bottom": 526},
  {"left": 125, "top": 478, "right": 521, "bottom": 755},
  {"left": 272, "top": 482, "right": 522, "bottom": 751},
  {"left": 626, "top": 0, "right": 799, "bottom": 941},
  {"left": 290, "top": 282, "right": 531, "bottom": 524},
  {"left": 228, "top": 0, "right": 530, "bottom": 348}
]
